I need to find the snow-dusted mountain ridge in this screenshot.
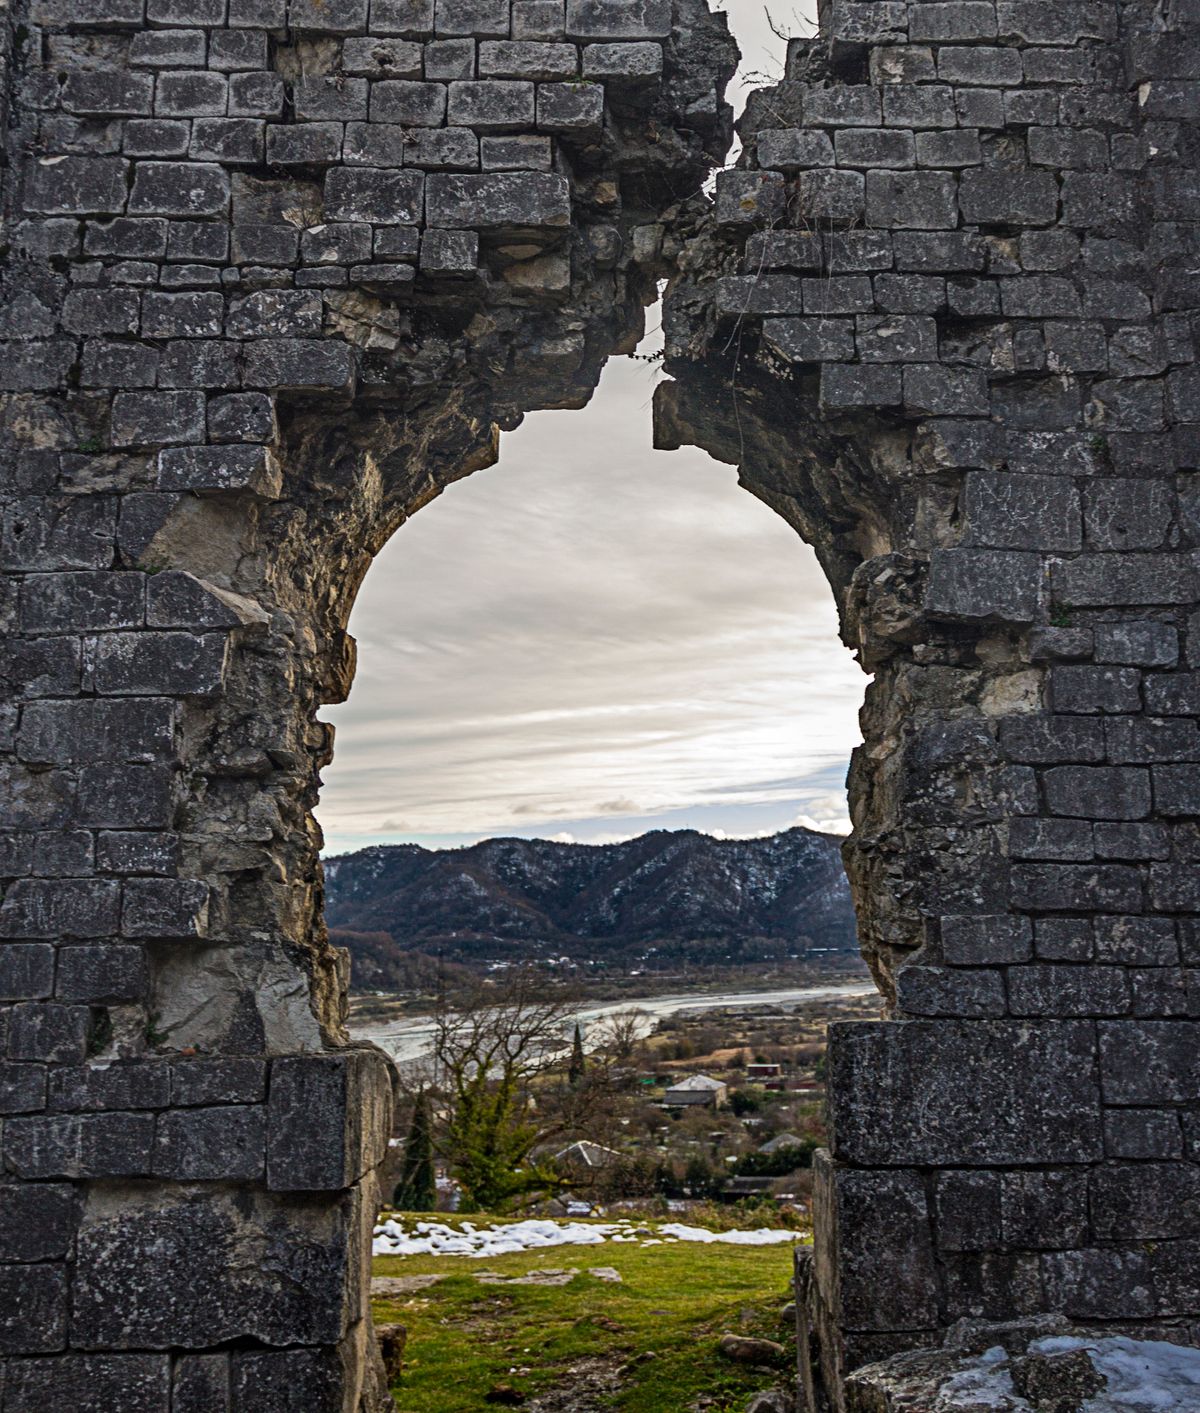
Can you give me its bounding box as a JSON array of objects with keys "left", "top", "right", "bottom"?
[{"left": 325, "top": 827, "right": 857, "bottom": 978}]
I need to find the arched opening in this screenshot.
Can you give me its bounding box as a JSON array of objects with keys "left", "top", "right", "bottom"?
[{"left": 310, "top": 300, "right": 874, "bottom": 1413}]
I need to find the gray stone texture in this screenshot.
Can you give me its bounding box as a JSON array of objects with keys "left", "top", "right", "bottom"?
[{"left": 3, "top": 0, "right": 1200, "bottom": 1406}]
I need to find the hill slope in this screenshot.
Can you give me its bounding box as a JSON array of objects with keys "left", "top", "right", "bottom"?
[{"left": 325, "top": 827, "right": 857, "bottom": 984}]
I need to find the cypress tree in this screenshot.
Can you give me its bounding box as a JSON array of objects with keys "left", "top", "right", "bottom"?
[
  {"left": 393, "top": 1090, "right": 436, "bottom": 1212},
  {"left": 568, "top": 1022, "right": 585, "bottom": 1086}
]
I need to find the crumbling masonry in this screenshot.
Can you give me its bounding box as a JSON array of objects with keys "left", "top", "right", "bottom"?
[{"left": 0, "top": 0, "right": 1197, "bottom": 1407}]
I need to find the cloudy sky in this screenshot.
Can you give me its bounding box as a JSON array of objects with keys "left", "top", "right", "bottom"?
[{"left": 317, "top": 2, "right": 862, "bottom": 857}]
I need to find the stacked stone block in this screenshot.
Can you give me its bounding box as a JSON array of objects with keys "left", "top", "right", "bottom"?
[
  {"left": 0, "top": 0, "right": 734, "bottom": 1406},
  {"left": 656, "top": 0, "right": 1200, "bottom": 1403}
]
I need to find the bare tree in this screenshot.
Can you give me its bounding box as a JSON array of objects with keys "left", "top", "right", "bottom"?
[
  {"left": 589, "top": 1007, "right": 649, "bottom": 1064},
  {"left": 432, "top": 969, "right": 581, "bottom": 1210}
]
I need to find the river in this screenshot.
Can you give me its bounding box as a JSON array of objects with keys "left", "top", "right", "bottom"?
[{"left": 350, "top": 981, "right": 878, "bottom": 1065}]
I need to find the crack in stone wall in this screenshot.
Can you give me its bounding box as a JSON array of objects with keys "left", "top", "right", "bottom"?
[{"left": 1, "top": 0, "right": 1199, "bottom": 1405}]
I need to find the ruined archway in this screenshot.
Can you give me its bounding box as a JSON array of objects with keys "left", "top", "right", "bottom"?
[{"left": 1, "top": 0, "right": 1198, "bottom": 1406}]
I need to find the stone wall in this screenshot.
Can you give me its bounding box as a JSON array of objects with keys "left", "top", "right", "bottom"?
[
  {"left": 655, "top": 0, "right": 1200, "bottom": 1403},
  {"left": 0, "top": 0, "right": 734, "bottom": 1406},
  {"left": 1, "top": 0, "right": 1199, "bottom": 1403}
]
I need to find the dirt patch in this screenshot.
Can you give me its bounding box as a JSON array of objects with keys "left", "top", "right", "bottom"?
[
  {"left": 372, "top": 1274, "right": 448, "bottom": 1296},
  {"left": 477, "top": 1268, "right": 579, "bottom": 1287},
  {"left": 524, "top": 1359, "right": 624, "bottom": 1412}
]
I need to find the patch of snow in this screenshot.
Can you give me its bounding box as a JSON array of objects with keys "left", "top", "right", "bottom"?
[
  {"left": 372, "top": 1216, "right": 805, "bottom": 1259},
  {"left": 940, "top": 1336, "right": 1200, "bottom": 1412},
  {"left": 658, "top": 1222, "right": 804, "bottom": 1246}
]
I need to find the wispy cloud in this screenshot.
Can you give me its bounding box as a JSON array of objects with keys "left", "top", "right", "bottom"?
[{"left": 317, "top": 341, "right": 867, "bottom": 855}]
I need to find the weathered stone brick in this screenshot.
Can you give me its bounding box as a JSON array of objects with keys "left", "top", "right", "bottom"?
[
  {"left": 111, "top": 390, "right": 208, "bottom": 446},
  {"left": 1095, "top": 915, "right": 1179, "bottom": 966},
  {"left": 795, "top": 169, "right": 865, "bottom": 224},
  {"left": 1007, "top": 963, "right": 1130, "bottom": 1016},
  {"left": 480, "top": 134, "right": 551, "bottom": 169},
  {"left": 828, "top": 1020, "right": 1102, "bottom": 1164},
  {"left": 72, "top": 1188, "right": 355, "bottom": 1347},
  {"left": 865, "top": 170, "right": 957, "bottom": 229},
  {"left": 323, "top": 167, "right": 424, "bottom": 223},
  {"left": 91, "top": 632, "right": 229, "bottom": 698},
  {"left": 19, "top": 698, "right": 177, "bottom": 767},
  {"left": 49, "top": 1060, "right": 170, "bottom": 1112},
  {"left": 1093, "top": 822, "right": 1171, "bottom": 861},
  {"left": 171, "top": 1057, "right": 266, "bottom": 1105},
  {"left": 1048, "top": 665, "right": 1142, "bottom": 715},
  {"left": 0, "top": 880, "right": 121, "bottom": 940},
  {"left": 565, "top": 0, "right": 671, "bottom": 40},
  {"left": 914, "top": 128, "right": 982, "bottom": 167},
  {"left": 6, "top": 1003, "right": 93, "bottom": 1062},
  {"left": 122, "top": 878, "right": 210, "bottom": 938},
  {"left": 171, "top": 1354, "right": 230, "bottom": 1413},
  {"left": 926, "top": 548, "right": 1040, "bottom": 622},
  {"left": 2, "top": 497, "right": 118, "bottom": 573},
  {"left": 1082, "top": 479, "right": 1174, "bottom": 551},
  {"left": 583, "top": 40, "right": 661, "bottom": 81},
  {"left": 513, "top": 0, "right": 564, "bottom": 39},
  {"left": 1095, "top": 622, "right": 1178, "bottom": 668},
  {"left": 244, "top": 339, "right": 357, "bottom": 392},
  {"left": 267, "top": 1050, "right": 392, "bottom": 1190},
  {"left": 855, "top": 315, "right": 936, "bottom": 363},
  {"left": 1093, "top": 1162, "right": 1200, "bottom": 1239},
  {"left": 1043, "top": 765, "right": 1151, "bottom": 820},
  {"left": 0, "top": 1064, "right": 48, "bottom": 1116},
  {"left": 425, "top": 171, "right": 569, "bottom": 227},
  {"left": 0, "top": 945, "right": 55, "bottom": 1001},
  {"left": 895, "top": 964, "right": 1006, "bottom": 1017},
  {"left": 1009, "top": 817, "right": 1094, "bottom": 861},
  {"left": 963, "top": 470, "right": 1079, "bottom": 550},
  {"left": 154, "top": 1104, "right": 267, "bottom": 1179},
  {"left": 371, "top": 78, "right": 448, "bottom": 125},
  {"left": 290, "top": 0, "right": 366, "bottom": 27},
  {"left": 209, "top": 29, "right": 267, "bottom": 69},
  {"left": 24, "top": 156, "right": 129, "bottom": 215},
  {"left": 1104, "top": 1107, "right": 1183, "bottom": 1160},
  {"left": 959, "top": 168, "right": 1058, "bottom": 225},
  {"left": 0, "top": 1184, "right": 77, "bottom": 1263},
  {"left": 941, "top": 914, "right": 1032, "bottom": 965},
  {"left": 756, "top": 128, "right": 832, "bottom": 170},
  {"left": 0, "top": 1264, "right": 68, "bottom": 1354},
  {"left": 819, "top": 364, "right": 902, "bottom": 408},
  {"left": 1001, "top": 1169, "right": 1087, "bottom": 1249},
  {"left": 57, "top": 944, "right": 149, "bottom": 1002},
  {"left": 2, "top": 1354, "right": 171, "bottom": 1413},
  {"left": 762, "top": 317, "right": 855, "bottom": 363},
  {"left": 934, "top": 1170, "right": 1002, "bottom": 1251},
  {"left": 79, "top": 1111, "right": 156, "bottom": 1176},
  {"left": 228, "top": 71, "right": 285, "bottom": 117},
  {"left": 1011, "top": 862, "right": 1143, "bottom": 913},
  {"left": 371, "top": 0, "right": 433, "bottom": 30},
  {"left": 19, "top": 572, "right": 144, "bottom": 633},
  {"left": 537, "top": 80, "right": 604, "bottom": 132},
  {"left": 814, "top": 1157, "right": 939, "bottom": 1329},
  {"left": 231, "top": 1350, "right": 344, "bottom": 1413}
]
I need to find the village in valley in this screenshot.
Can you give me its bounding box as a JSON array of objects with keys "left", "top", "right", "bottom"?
[{"left": 373, "top": 987, "right": 882, "bottom": 1224}]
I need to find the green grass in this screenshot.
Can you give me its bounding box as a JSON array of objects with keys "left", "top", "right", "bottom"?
[{"left": 372, "top": 1218, "right": 800, "bottom": 1411}]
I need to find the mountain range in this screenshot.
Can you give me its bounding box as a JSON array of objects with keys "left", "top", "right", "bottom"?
[{"left": 324, "top": 827, "right": 858, "bottom": 988}]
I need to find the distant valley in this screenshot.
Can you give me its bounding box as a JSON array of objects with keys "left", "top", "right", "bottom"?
[{"left": 324, "top": 827, "right": 858, "bottom": 990}]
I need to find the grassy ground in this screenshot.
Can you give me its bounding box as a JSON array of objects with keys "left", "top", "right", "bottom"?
[{"left": 371, "top": 1219, "right": 800, "bottom": 1412}]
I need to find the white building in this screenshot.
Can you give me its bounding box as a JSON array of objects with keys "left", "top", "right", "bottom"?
[{"left": 663, "top": 1074, "right": 728, "bottom": 1108}]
